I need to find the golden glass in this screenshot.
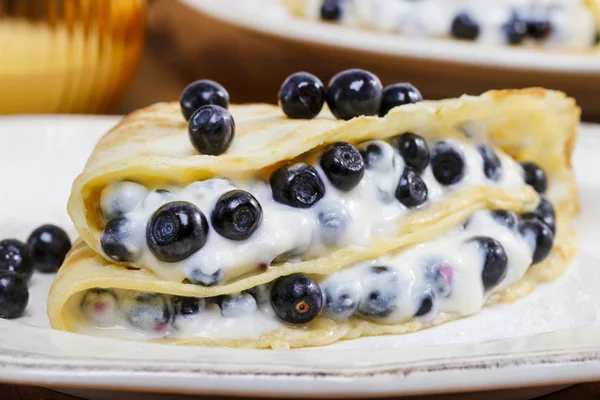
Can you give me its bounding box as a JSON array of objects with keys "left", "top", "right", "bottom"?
[{"left": 0, "top": 0, "right": 145, "bottom": 114}]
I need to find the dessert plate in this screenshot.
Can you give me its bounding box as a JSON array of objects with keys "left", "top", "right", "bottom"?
[{"left": 0, "top": 115, "right": 600, "bottom": 398}]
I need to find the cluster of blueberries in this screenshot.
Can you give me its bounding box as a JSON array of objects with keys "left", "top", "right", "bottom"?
[{"left": 0, "top": 225, "right": 71, "bottom": 319}]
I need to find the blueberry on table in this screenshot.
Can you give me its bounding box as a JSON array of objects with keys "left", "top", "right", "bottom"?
[
  {"left": 326, "top": 69, "right": 383, "bottom": 120},
  {"left": 279, "top": 72, "right": 325, "bottom": 119},
  {"left": 431, "top": 142, "right": 466, "bottom": 186},
  {"left": 391, "top": 132, "right": 430, "bottom": 173},
  {"left": 0, "top": 239, "right": 33, "bottom": 281},
  {"left": 521, "top": 196, "right": 556, "bottom": 233},
  {"left": 477, "top": 145, "right": 502, "bottom": 182},
  {"left": 101, "top": 217, "right": 142, "bottom": 263},
  {"left": 100, "top": 181, "right": 148, "bottom": 221},
  {"left": 270, "top": 163, "right": 325, "bottom": 208},
  {"left": 270, "top": 273, "right": 323, "bottom": 324},
  {"left": 469, "top": 236, "right": 508, "bottom": 291},
  {"left": 27, "top": 225, "right": 71, "bottom": 273},
  {"left": 172, "top": 295, "right": 205, "bottom": 318},
  {"left": 180, "top": 79, "right": 229, "bottom": 121},
  {"left": 122, "top": 292, "right": 170, "bottom": 332},
  {"left": 450, "top": 12, "right": 480, "bottom": 40},
  {"left": 323, "top": 281, "right": 361, "bottom": 321},
  {"left": 320, "top": 0, "right": 342, "bottom": 21},
  {"left": 379, "top": 83, "right": 423, "bottom": 117},
  {"left": 188, "top": 105, "right": 235, "bottom": 156},
  {"left": 0, "top": 272, "right": 28, "bottom": 319},
  {"left": 80, "top": 289, "right": 119, "bottom": 327},
  {"left": 490, "top": 210, "right": 518, "bottom": 230},
  {"left": 219, "top": 293, "right": 257, "bottom": 318},
  {"left": 212, "top": 190, "right": 263, "bottom": 241},
  {"left": 503, "top": 14, "right": 527, "bottom": 45},
  {"left": 519, "top": 218, "right": 554, "bottom": 265},
  {"left": 187, "top": 267, "right": 224, "bottom": 287},
  {"left": 521, "top": 161, "right": 548, "bottom": 194},
  {"left": 395, "top": 167, "right": 428, "bottom": 208},
  {"left": 320, "top": 142, "right": 365, "bottom": 191}
]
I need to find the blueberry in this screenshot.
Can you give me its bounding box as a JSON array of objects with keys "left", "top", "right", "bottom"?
[
  {"left": 188, "top": 105, "right": 235, "bottom": 155},
  {"left": 219, "top": 293, "right": 257, "bottom": 318},
  {"left": 147, "top": 201, "right": 209, "bottom": 263},
  {"left": 270, "top": 163, "right": 325, "bottom": 208},
  {"left": 180, "top": 79, "right": 229, "bottom": 121},
  {"left": 172, "top": 295, "right": 205, "bottom": 318},
  {"left": 391, "top": 132, "right": 430, "bottom": 173},
  {"left": 27, "top": 225, "right": 72, "bottom": 273},
  {"left": 211, "top": 190, "right": 263, "bottom": 241},
  {"left": 414, "top": 289, "right": 435, "bottom": 317},
  {"left": 478, "top": 145, "right": 502, "bottom": 182},
  {"left": 521, "top": 196, "right": 556, "bottom": 233},
  {"left": 450, "top": 12, "right": 480, "bottom": 40},
  {"left": 395, "top": 167, "right": 428, "bottom": 208},
  {"left": 122, "top": 292, "right": 170, "bottom": 331},
  {"left": 0, "top": 239, "right": 33, "bottom": 281},
  {"left": 270, "top": 273, "right": 323, "bottom": 324},
  {"left": 320, "top": 0, "right": 342, "bottom": 21},
  {"left": 431, "top": 142, "right": 465, "bottom": 186},
  {"left": 279, "top": 72, "right": 325, "bottom": 119},
  {"left": 519, "top": 218, "right": 554, "bottom": 265},
  {"left": 521, "top": 161, "right": 548, "bottom": 194},
  {"left": 491, "top": 210, "right": 518, "bottom": 230},
  {"left": 320, "top": 142, "right": 365, "bottom": 191},
  {"left": 424, "top": 262, "right": 453, "bottom": 298},
  {"left": 187, "top": 267, "right": 224, "bottom": 286},
  {"left": 0, "top": 272, "right": 28, "bottom": 319},
  {"left": 317, "top": 201, "right": 352, "bottom": 246},
  {"left": 326, "top": 69, "right": 383, "bottom": 120},
  {"left": 358, "top": 266, "right": 400, "bottom": 318},
  {"left": 379, "top": 83, "right": 423, "bottom": 117},
  {"left": 81, "top": 289, "right": 119, "bottom": 327},
  {"left": 322, "top": 280, "right": 361, "bottom": 321},
  {"left": 359, "top": 140, "right": 397, "bottom": 172},
  {"left": 503, "top": 14, "right": 527, "bottom": 45},
  {"left": 245, "top": 284, "right": 270, "bottom": 304},
  {"left": 141, "top": 189, "right": 177, "bottom": 210},
  {"left": 100, "top": 181, "right": 148, "bottom": 220},
  {"left": 101, "top": 217, "right": 142, "bottom": 262},
  {"left": 469, "top": 237, "right": 508, "bottom": 291},
  {"left": 525, "top": 18, "right": 552, "bottom": 40},
  {"left": 359, "top": 142, "right": 384, "bottom": 169}
]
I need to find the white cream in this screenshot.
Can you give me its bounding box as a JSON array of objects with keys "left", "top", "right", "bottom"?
[
  {"left": 307, "top": 0, "right": 597, "bottom": 49},
  {"left": 73, "top": 209, "right": 536, "bottom": 341},
  {"left": 100, "top": 137, "right": 526, "bottom": 285}
]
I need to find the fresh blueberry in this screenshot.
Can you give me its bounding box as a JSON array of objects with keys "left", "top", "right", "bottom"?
[
  {"left": 391, "top": 132, "right": 430, "bottom": 173},
  {"left": 478, "top": 145, "right": 502, "bottom": 182},
  {"left": 187, "top": 267, "right": 224, "bottom": 287},
  {"left": 0, "top": 239, "right": 33, "bottom": 281},
  {"left": 320, "top": 0, "right": 342, "bottom": 21},
  {"left": 359, "top": 140, "right": 396, "bottom": 172},
  {"left": 326, "top": 69, "right": 383, "bottom": 120},
  {"left": 521, "top": 161, "right": 548, "bottom": 194},
  {"left": 141, "top": 189, "right": 177, "bottom": 210},
  {"left": 80, "top": 289, "right": 119, "bottom": 327},
  {"left": 519, "top": 218, "right": 554, "bottom": 265},
  {"left": 101, "top": 217, "right": 142, "bottom": 262},
  {"left": 357, "top": 266, "right": 401, "bottom": 318},
  {"left": 379, "top": 83, "right": 422, "bottom": 117},
  {"left": 469, "top": 237, "right": 508, "bottom": 291},
  {"left": 147, "top": 201, "right": 209, "bottom": 263},
  {"left": 431, "top": 142, "right": 465, "bottom": 186},
  {"left": 188, "top": 105, "right": 235, "bottom": 155},
  {"left": 219, "top": 293, "right": 257, "bottom": 318},
  {"left": 317, "top": 201, "right": 352, "bottom": 246},
  {"left": 450, "top": 12, "right": 480, "bottom": 40},
  {"left": 525, "top": 18, "right": 552, "bottom": 40},
  {"left": 414, "top": 289, "right": 435, "bottom": 317},
  {"left": 322, "top": 280, "right": 361, "bottom": 321},
  {"left": 270, "top": 273, "right": 323, "bottom": 324},
  {"left": 395, "top": 167, "right": 428, "bottom": 208},
  {"left": 180, "top": 79, "right": 229, "bottom": 121},
  {"left": 503, "top": 14, "right": 527, "bottom": 45},
  {"left": 359, "top": 142, "right": 384, "bottom": 169},
  {"left": 521, "top": 196, "right": 556, "bottom": 233},
  {"left": 279, "top": 72, "right": 325, "bottom": 119},
  {"left": 0, "top": 272, "right": 28, "bottom": 319},
  {"left": 100, "top": 181, "right": 148, "bottom": 221},
  {"left": 424, "top": 261, "right": 453, "bottom": 298},
  {"left": 212, "top": 190, "right": 263, "bottom": 241},
  {"left": 270, "top": 163, "right": 325, "bottom": 208},
  {"left": 27, "top": 225, "right": 72, "bottom": 273},
  {"left": 245, "top": 284, "right": 271, "bottom": 304},
  {"left": 491, "top": 210, "right": 518, "bottom": 230},
  {"left": 122, "top": 292, "right": 170, "bottom": 331},
  {"left": 172, "top": 296, "right": 205, "bottom": 318},
  {"left": 320, "top": 142, "right": 365, "bottom": 191}
]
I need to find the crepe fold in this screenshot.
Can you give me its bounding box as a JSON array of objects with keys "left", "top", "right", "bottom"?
[{"left": 51, "top": 88, "right": 580, "bottom": 348}]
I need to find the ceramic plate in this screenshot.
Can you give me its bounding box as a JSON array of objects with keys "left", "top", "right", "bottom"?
[{"left": 0, "top": 116, "right": 600, "bottom": 398}]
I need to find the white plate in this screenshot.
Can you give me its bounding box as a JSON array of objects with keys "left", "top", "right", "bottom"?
[
  {"left": 181, "top": 0, "right": 600, "bottom": 73},
  {"left": 0, "top": 115, "right": 600, "bottom": 398}
]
